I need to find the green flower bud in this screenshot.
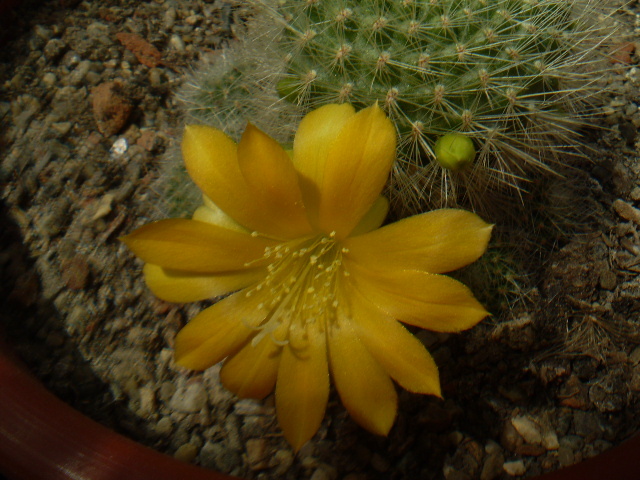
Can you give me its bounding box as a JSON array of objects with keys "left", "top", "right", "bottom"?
[{"left": 434, "top": 134, "right": 476, "bottom": 171}]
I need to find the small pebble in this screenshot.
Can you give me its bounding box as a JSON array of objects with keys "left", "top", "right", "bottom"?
[
  {"left": 503, "top": 460, "right": 526, "bottom": 476},
  {"left": 60, "top": 255, "right": 91, "bottom": 290},
  {"left": 511, "top": 416, "right": 542, "bottom": 445},
  {"left": 246, "top": 438, "right": 269, "bottom": 470},
  {"left": 174, "top": 443, "right": 199, "bottom": 463},
  {"left": 42, "top": 72, "right": 57, "bottom": 86},
  {"left": 169, "top": 382, "right": 208, "bottom": 413},
  {"left": 270, "top": 449, "right": 293, "bottom": 476},
  {"left": 155, "top": 417, "right": 174, "bottom": 436},
  {"left": 613, "top": 198, "right": 640, "bottom": 225},
  {"left": 310, "top": 464, "right": 338, "bottom": 480},
  {"left": 169, "top": 34, "right": 186, "bottom": 51},
  {"left": 542, "top": 431, "right": 559, "bottom": 451}
]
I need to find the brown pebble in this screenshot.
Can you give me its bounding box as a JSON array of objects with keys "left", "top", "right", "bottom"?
[
  {"left": 92, "top": 81, "right": 133, "bottom": 136},
  {"left": 500, "top": 421, "right": 524, "bottom": 453},
  {"left": 61, "top": 254, "right": 91, "bottom": 290},
  {"left": 516, "top": 443, "right": 546, "bottom": 457},
  {"left": 173, "top": 443, "right": 198, "bottom": 463},
  {"left": 610, "top": 42, "right": 636, "bottom": 65},
  {"left": 246, "top": 438, "right": 270, "bottom": 470},
  {"left": 116, "top": 32, "right": 162, "bottom": 68},
  {"left": 136, "top": 129, "right": 158, "bottom": 151},
  {"left": 599, "top": 271, "right": 617, "bottom": 290},
  {"left": 557, "top": 375, "right": 590, "bottom": 410},
  {"left": 613, "top": 199, "right": 640, "bottom": 225}
]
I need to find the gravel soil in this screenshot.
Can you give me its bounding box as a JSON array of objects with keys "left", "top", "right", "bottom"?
[{"left": 2, "top": 1, "right": 640, "bottom": 479}]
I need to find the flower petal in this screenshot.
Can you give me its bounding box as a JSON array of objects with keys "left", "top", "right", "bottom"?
[
  {"left": 276, "top": 322, "right": 329, "bottom": 452},
  {"left": 293, "top": 103, "right": 356, "bottom": 225},
  {"left": 143, "top": 263, "right": 265, "bottom": 303},
  {"left": 182, "top": 125, "right": 304, "bottom": 238},
  {"left": 220, "top": 335, "right": 281, "bottom": 400},
  {"left": 329, "top": 317, "right": 397, "bottom": 436},
  {"left": 182, "top": 125, "right": 254, "bottom": 223},
  {"left": 237, "top": 124, "right": 312, "bottom": 238},
  {"left": 192, "top": 195, "right": 248, "bottom": 232},
  {"left": 348, "top": 292, "right": 441, "bottom": 396},
  {"left": 350, "top": 196, "right": 389, "bottom": 237},
  {"left": 121, "top": 219, "right": 277, "bottom": 273},
  {"left": 174, "top": 290, "right": 266, "bottom": 370},
  {"left": 316, "top": 103, "right": 397, "bottom": 238},
  {"left": 345, "top": 267, "right": 489, "bottom": 333},
  {"left": 343, "top": 209, "right": 493, "bottom": 273}
]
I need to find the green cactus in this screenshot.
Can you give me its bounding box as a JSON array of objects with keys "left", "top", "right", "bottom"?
[{"left": 174, "top": 0, "right": 611, "bottom": 216}]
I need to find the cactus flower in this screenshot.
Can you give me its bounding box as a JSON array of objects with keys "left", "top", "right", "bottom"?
[{"left": 122, "top": 103, "right": 492, "bottom": 451}]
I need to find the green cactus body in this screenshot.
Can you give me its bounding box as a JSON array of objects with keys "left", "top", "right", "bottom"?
[{"left": 176, "top": 0, "right": 610, "bottom": 214}]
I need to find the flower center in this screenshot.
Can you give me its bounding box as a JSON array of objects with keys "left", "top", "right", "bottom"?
[{"left": 244, "top": 232, "right": 349, "bottom": 349}]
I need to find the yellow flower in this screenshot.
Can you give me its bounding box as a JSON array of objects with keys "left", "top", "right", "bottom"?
[{"left": 122, "top": 104, "right": 492, "bottom": 451}]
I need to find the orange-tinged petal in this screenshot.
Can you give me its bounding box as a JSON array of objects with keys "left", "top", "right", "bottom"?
[
  {"left": 143, "top": 263, "right": 265, "bottom": 303},
  {"left": 293, "top": 103, "right": 355, "bottom": 226},
  {"left": 220, "top": 334, "right": 281, "bottom": 400},
  {"left": 343, "top": 209, "right": 493, "bottom": 273},
  {"left": 182, "top": 125, "right": 302, "bottom": 238},
  {"left": 328, "top": 317, "right": 397, "bottom": 435},
  {"left": 182, "top": 125, "right": 253, "bottom": 222},
  {"left": 348, "top": 292, "right": 441, "bottom": 396},
  {"left": 276, "top": 322, "right": 329, "bottom": 452},
  {"left": 350, "top": 196, "right": 389, "bottom": 237},
  {"left": 237, "top": 124, "right": 312, "bottom": 238},
  {"left": 345, "top": 267, "right": 489, "bottom": 333},
  {"left": 192, "top": 195, "right": 248, "bottom": 232},
  {"left": 316, "top": 104, "right": 397, "bottom": 238},
  {"left": 121, "top": 219, "right": 276, "bottom": 273},
  {"left": 174, "top": 290, "right": 266, "bottom": 370}
]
